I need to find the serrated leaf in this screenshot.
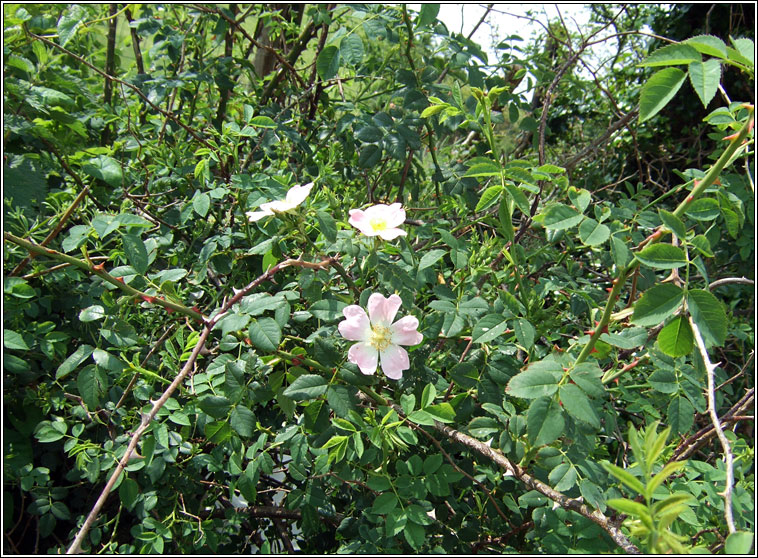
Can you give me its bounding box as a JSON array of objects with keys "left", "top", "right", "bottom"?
[
  {"left": 725, "top": 531, "right": 755, "bottom": 554},
  {"left": 685, "top": 197, "right": 720, "bottom": 220},
  {"left": 119, "top": 477, "right": 139, "bottom": 511},
  {"left": 193, "top": 192, "right": 210, "bottom": 217},
  {"left": 579, "top": 218, "right": 610, "bottom": 246},
  {"left": 549, "top": 463, "right": 577, "bottom": 492},
  {"left": 417, "top": 3, "right": 439, "bottom": 27},
  {"left": 122, "top": 232, "right": 148, "bottom": 275},
  {"left": 513, "top": 318, "right": 535, "bottom": 349},
  {"left": 639, "top": 43, "right": 700, "bottom": 67},
  {"left": 689, "top": 235, "right": 713, "bottom": 257},
  {"left": 503, "top": 182, "right": 531, "bottom": 215},
  {"left": 687, "top": 289, "right": 727, "bottom": 347},
  {"left": 540, "top": 203, "right": 584, "bottom": 230},
  {"left": 317, "top": 44, "right": 340, "bottom": 80},
  {"left": 372, "top": 492, "right": 398, "bottom": 514},
  {"left": 668, "top": 395, "right": 694, "bottom": 434},
  {"left": 283, "top": 374, "right": 328, "bottom": 400},
  {"left": 340, "top": 34, "right": 364, "bottom": 65},
  {"left": 198, "top": 395, "right": 231, "bottom": 419},
  {"left": 464, "top": 161, "right": 501, "bottom": 177},
  {"left": 688, "top": 59, "right": 721, "bottom": 107},
  {"left": 506, "top": 368, "right": 561, "bottom": 399},
  {"left": 657, "top": 315, "right": 694, "bottom": 357},
  {"left": 639, "top": 68, "right": 687, "bottom": 123},
  {"left": 527, "top": 397, "right": 564, "bottom": 446},
  {"left": 632, "top": 284, "right": 684, "bottom": 326},
  {"left": 83, "top": 155, "right": 122, "bottom": 187},
  {"left": 685, "top": 35, "right": 728, "bottom": 59},
  {"left": 658, "top": 209, "right": 687, "bottom": 240},
  {"left": 77, "top": 365, "right": 108, "bottom": 408},
  {"left": 247, "top": 318, "right": 281, "bottom": 352},
  {"left": 418, "top": 249, "right": 447, "bottom": 271},
  {"left": 3, "top": 329, "right": 29, "bottom": 350},
  {"left": 472, "top": 314, "right": 509, "bottom": 343},
  {"left": 635, "top": 243, "right": 687, "bottom": 269},
  {"left": 316, "top": 210, "right": 337, "bottom": 243},
  {"left": 230, "top": 406, "right": 256, "bottom": 437},
  {"left": 729, "top": 37, "right": 754, "bottom": 66},
  {"left": 309, "top": 299, "right": 347, "bottom": 322},
  {"left": 559, "top": 383, "right": 600, "bottom": 429},
  {"left": 425, "top": 402, "right": 455, "bottom": 423},
  {"left": 56, "top": 344, "right": 95, "bottom": 379},
  {"left": 475, "top": 185, "right": 503, "bottom": 212},
  {"left": 610, "top": 235, "right": 633, "bottom": 269},
  {"left": 568, "top": 187, "right": 591, "bottom": 213}
]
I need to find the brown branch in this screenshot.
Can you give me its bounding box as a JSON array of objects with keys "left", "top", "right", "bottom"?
[{"left": 563, "top": 108, "right": 639, "bottom": 171}]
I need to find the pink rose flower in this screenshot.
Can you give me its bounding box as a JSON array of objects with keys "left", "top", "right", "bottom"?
[
  {"left": 348, "top": 203, "right": 407, "bottom": 240},
  {"left": 338, "top": 293, "right": 423, "bottom": 380}
]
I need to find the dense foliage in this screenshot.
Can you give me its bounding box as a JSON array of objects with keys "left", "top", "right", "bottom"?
[{"left": 3, "top": 4, "right": 754, "bottom": 554}]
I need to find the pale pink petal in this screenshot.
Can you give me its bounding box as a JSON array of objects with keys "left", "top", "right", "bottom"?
[
  {"left": 285, "top": 182, "right": 313, "bottom": 206},
  {"left": 348, "top": 209, "right": 372, "bottom": 234},
  {"left": 338, "top": 305, "right": 371, "bottom": 341},
  {"left": 348, "top": 342, "right": 378, "bottom": 375},
  {"left": 379, "top": 344, "right": 410, "bottom": 380},
  {"left": 246, "top": 209, "right": 272, "bottom": 222},
  {"left": 367, "top": 293, "right": 402, "bottom": 326},
  {"left": 265, "top": 199, "right": 291, "bottom": 213},
  {"left": 390, "top": 315, "right": 423, "bottom": 346},
  {"left": 383, "top": 203, "right": 406, "bottom": 227},
  {"left": 376, "top": 227, "right": 407, "bottom": 240}
]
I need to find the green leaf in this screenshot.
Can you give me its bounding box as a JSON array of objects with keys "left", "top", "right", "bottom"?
[
  {"left": 475, "top": 185, "right": 503, "bottom": 212},
  {"left": 639, "top": 43, "right": 701, "bottom": 67},
  {"left": 539, "top": 203, "right": 584, "bottom": 230},
  {"left": 549, "top": 462, "right": 577, "bottom": 492},
  {"left": 506, "top": 368, "right": 561, "bottom": 399},
  {"left": 689, "top": 235, "right": 714, "bottom": 258},
  {"left": 214, "top": 312, "right": 250, "bottom": 337},
  {"left": 559, "top": 383, "right": 600, "bottom": 429},
  {"left": 230, "top": 406, "right": 256, "bottom": 437},
  {"left": 632, "top": 284, "right": 684, "bottom": 326},
  {"left": 648, "top": 368, "right": 678, "bottom": 394},
  {"left": 407, "top": 409, "right": 438, "bottom": 426},
  {"left": 513, "top": 318, "right": 535, "bottom": 349},
  {"left": 309, "top": 299, "right": 347, "bottom": 322},
  {"left": 472, "top": 314, "right": 509, "bottom": 344},
  {"left": 283, "top": 374, "right": 328, "bottom": 401},
  {"left": 82, "top": 155, "right": 122, "bottom": 187},
  {"left": 685, "top": 197, "right": 720, "bottom": 220},
  {"left": 658, "top": 209, "right": 687, "bottom": 240},
  {"left": 607, "top": 498, "right": 650, "bottom": 520},
  {"left": 193, "top": 192, "right": 211, "bottom": 217},
  {"left": 119, "top": 477, "right": 140, "bottom": 510},
  {"left": 639, "top": 68, "right": 687, "bottom": 123},
  {"left": 425, "top": 403, "right": 455, "bottom": 423},
  {"left": 205, "top": 421, "right": 232, "bottom": 444},
  {"left": 725, "top": 531, "right": 755, "bottom": 554},
  {"left": 249, "top": 116, "right": 276, "bottom": 128},
  {"left": 418, "top": 249, "right": 447, "bottom": 271},
  {"left": 77, "top": 365, "right": 108, "bottom": 408},
  {"left": 372, "top": 492, "right": 398, "bottom": 515},
  {"left": 198, "top": 395, "right": 231, "bottom": 419},
  {"left": 610, "top": 235, "right": 633, "bottom": 269},
  {"left": 685, "top": 35, "right": 728, "bottom": 59},
  {"left": 417, "top": 3, "right": 439, "bottom": 27},
  {"left": 56, "top": 344, "right": 94, "bottom": 379},
  {"left": 687, "top": 289, "right": 727, "bottom": 347},
  {"left": 326, "top": 385, "right": 358, "bottom": 418},
  {"left": 657, "top": 315, "right": 694, "bottom": 357},
  {"left": 729, "top": 37, "right": 754, "bottom": 67},
  {"left": 339, "top": 33, "right": 365, "bottom": 65},
  {"left": 420, "top": 103, "right": 449, "bottom": 118},
  {"left": 420, "top": 383, "right": 437, "bottom": 408},
  {"left": 403, "top": 521, "right": 425, "bottom": 550},
  {"left": 3, "top": 329, "right": 29, "bottom": 350},
  {"left": 79, "top": 304, "right": 107, "bottom": 324},
  {"left": 579, "top": 218, "right": 610, "bottom": 246},
  {"left": 635, "top": 243, "right": 687, "bottom": 269},
  {"left": 357, "top": 144, "right": 382, "bottom": 168},
  {"left": 317, "top": 44, "right": 340, "bottom": 80},
  {"left": 247, "top": 318, "right": 281, "bottom": 352},
  {"left": 464, "top": 161, "right": 501, "bottom": 177},
  {"left": 536, "top": 164, "right": 565, "bottom": 174},
  {"left": 568, "top": 187, "right": 591, "bottom": 213},
  {"left": 527, "top": 397, "right": 565, "bottom": 446},
  {"left": 316, "top": 210, "right": 337, "bottom": 243},
  {"left": 122, "top": 232, "right": 148, "bottom": 275},
  {"left": 667, "top": 396, "right": 694, "bottom": 434},
  {"left": 503, "top": 182, "right": 531, "bottom": 215},
  {"left": 688, "top": 59, "right": 721, "bottom": 108},
  {"left": 57, "top": 4, "right": 86, "bottom": 47}
]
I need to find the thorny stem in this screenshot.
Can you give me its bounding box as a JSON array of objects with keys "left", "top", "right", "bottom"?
[
  {"left": 573, "top": 109, "right": 754, "bottom": 368},
  {"left": 689, "top": 315, "right": 735, "bottom": 534}
]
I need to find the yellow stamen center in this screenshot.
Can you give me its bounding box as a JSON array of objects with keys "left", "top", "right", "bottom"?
[
  {"left": 368, "top": 325, "right": 392, "bottom": 351},
  {"left": 369, "top": 217, "right": 387, "bottom": 231}
]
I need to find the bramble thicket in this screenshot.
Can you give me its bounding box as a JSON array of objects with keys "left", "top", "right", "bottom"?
[{"left": 2, "top": 4, "right": 755, "bottom": 554}]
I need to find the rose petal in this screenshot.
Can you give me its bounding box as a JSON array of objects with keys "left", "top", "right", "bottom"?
[
  {"left": 338, "top": 305, "right": 371, "bottom": 341},
  {"left": 384, "top": 203, "right": 406, "bottom": 227},
  {"left": 391, "top": 315, "right": 423, "bottom": 346},
  {"left": 376, "top": 227, "right": 407, "bottom": 240},
  {"left": 379, "top": 344, "right": 410, "bottom": 380},
  {"left": 348, "top": 342, "right": 378, "bottom": 375},
  {"left": 367, "top": 293, "right": 402, "bottom": 326},
  {"left": 285, "top": 182, "right": 313, "bottom": 206},
  {"left": 246, "top": 209, "right": 272, "bottom": 222},
  {"left": 348, "top": 209, "right": 372, "bottom": 234}
]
